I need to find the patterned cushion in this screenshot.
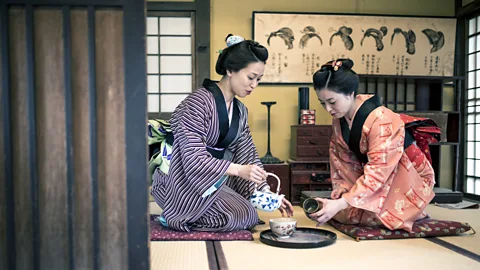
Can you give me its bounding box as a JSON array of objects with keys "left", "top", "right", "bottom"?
[
  {"left": 328, "top": 218, "right": 475, "bottom": 241},
  {"left": 150, "top": 215, "right": 254, "bottom": 241}
]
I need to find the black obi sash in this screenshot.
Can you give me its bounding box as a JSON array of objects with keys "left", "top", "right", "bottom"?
[
  {"left": 202, "top": 79, "right": 240, "bottom": 159},
  {"left": 340, "top": 95, "right": 414, "bottom": 164}
]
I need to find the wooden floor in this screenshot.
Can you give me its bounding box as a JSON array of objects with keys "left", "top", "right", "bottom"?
[{"left": 149, "top": 202, "right": 480, "bottom": 270}]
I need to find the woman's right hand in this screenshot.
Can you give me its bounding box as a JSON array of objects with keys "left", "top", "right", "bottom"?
[
  {"left": 238, "top": 164, "right": 267, "bottom": 185},
  {"left": 331, "top": 187, "right": 347, "bottom": 199}
]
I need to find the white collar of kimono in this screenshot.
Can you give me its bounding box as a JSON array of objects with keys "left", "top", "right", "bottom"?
[{"left": 227, "top": 102, "right": 233, "bottom": 126}]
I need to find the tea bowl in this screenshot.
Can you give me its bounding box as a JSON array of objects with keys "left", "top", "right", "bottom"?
[
  {"left": 302, "top": 198, "right": 323, "bottom": 218},
  {"left": 269, "top": 217, "right": 297, "bottom": 238}
]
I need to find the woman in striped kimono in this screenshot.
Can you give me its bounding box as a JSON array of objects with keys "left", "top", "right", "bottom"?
[
  {"left": 151, "top": 35, "right": 294, "bottom": 232},
  {"left": 308, "top": 59, "right": 440, "bottom": 232}
]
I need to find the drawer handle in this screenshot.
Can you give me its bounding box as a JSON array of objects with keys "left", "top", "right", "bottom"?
[
  {"left": 310, "top": 173, "right": 325, "bottom": 182},
  {"left": 317, "top": 149, "right": 326, "bottom": 155},
  {"left": 308, "top": 139, "right": 318, "bottom": 145}
]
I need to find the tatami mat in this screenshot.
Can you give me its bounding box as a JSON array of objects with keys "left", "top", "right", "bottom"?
[
  {"left": 150, "top": 241, "right": 210, "bottom": 270},
  {"left": 425, "top": 204, "right": 479, "bottom": 254},
  {"left": 221, "top": 206, "right": 479, "bottom": 270},
  {"left": 148, "top": 202, "right": 479, "bottom": 270},
  {"left": 150, "top": 202, "right": 212, "bottom": 270}
]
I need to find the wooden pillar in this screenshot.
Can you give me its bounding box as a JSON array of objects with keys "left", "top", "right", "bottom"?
[{"left": 0, "top": 1, "right": 149, "bottom": 269}]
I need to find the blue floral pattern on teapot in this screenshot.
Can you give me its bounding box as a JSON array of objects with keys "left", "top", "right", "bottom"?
[{"left": 249, "top": 173, "right": 285, "bottom": 212}]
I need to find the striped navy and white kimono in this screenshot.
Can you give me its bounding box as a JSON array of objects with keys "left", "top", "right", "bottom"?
[{"left": 151, "top": 79, "right": 270, "bottom": 232}]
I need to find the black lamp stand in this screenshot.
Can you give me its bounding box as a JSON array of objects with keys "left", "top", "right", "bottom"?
[{"left": 260, "top": 101, "right": 283, "bottom": 164}]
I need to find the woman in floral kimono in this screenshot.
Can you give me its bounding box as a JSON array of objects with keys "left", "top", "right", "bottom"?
[
  {"left": 151, "top": 34, "right": 294, "bottom": 232},
  {"left": 309, "top": 59, "right": 440, "bottom": 232}
]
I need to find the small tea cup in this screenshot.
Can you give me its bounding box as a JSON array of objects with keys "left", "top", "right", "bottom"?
[
  {"left": 302, "top": 198, "right": 323, "bottom": 218},
  {"left": 269, "top": 217, "right": 297, "bottom": 238}
]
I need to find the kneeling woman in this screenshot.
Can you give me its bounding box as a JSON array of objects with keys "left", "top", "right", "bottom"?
[
  {"left": 151, "top": 35, "right": 293, "bottom": 232},
  {"left": 310, "top": 59, "right": 440, "bottom": 232}
]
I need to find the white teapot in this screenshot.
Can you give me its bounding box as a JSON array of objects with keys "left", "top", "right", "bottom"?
[{"left": 249, "top": 173, "right": 285, "bottom": 212}]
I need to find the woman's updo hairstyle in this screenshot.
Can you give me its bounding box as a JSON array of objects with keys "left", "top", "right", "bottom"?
[
  {"left": 215, "top": 34, "right": 269, "bottom": 75},
  {"left": 312, "top": 58, "right": 359, "bottom": 96}
]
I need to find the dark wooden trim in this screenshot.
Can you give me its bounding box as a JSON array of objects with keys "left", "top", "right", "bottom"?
[
  {"left": 87, "top": 6, "right": 99, "bottom": 270},
  {"left": 205, "top": 241, "right": 219, "bottom": 270},
  {"left": 147, "top": 11, "right": 192, "bottom": 17},
  {"left": 252, "top": 10, "right": 455, "bottom": 19},
  {"left": 464, "top": 192, "right": 480, "bottom": 201},
  {"left": 0, "top": 3, "right": 16, "bottom": 270},
  {"left": 62, "top": 6, "right": 75, "bottom": 270},
  {"left": 455, "top": 0, "right": 463, "bottom": 16},
  {"left": 426, "top": 238, "right": 480, "bottom": 262},
  {"left": 206, "top": 241, "right": 228, "bottom": 270},
  {"left": 147, "top": 2, "right": 195, "bottom": 12},
  {"left": 258, "top": 75, "right": 464, "bottom": 86},
  {"left": 25, "top": 5, "right": 40, "bottom": 269},
  {"left": 457, "top": 0, "right": 480, "bottom": 18},
  {"left": 457, "top": 27, "right": 467, "bottom": 192},
  {"left": 6, "top": 0, "right": 123, "bottom": 6},
  {"left": 195, "top": 0, "right": 210, "bottom": 86},
  {"left": 213, "top": 241, "right": 228, "bottom": 270},
  {"left": 457, "top": 0, "right": 468, "bottom": 192},
  {"left": 124, "top": 0, "right": 149, "bottom": 269},
  {"left": 156, "top": 15, "right": 161, "bottom": 114}
]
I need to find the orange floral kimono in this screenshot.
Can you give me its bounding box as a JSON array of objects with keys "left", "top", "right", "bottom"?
[{"left": 330, "top": 94, "right": 441, "bottom": 232}]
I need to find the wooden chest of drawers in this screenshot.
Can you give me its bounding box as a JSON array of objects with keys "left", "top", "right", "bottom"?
[
  {"left": 288, "top": 159, "right": 332, "bottom": 205},
  {"left": 263, "top": 163, "right": 290, "bottom": 201},
  {"left": 290, "top": 125, "right": 332, "bottom": 161},
  {"left": 288, "top": 124, "right": 333, "bottom": 204}
]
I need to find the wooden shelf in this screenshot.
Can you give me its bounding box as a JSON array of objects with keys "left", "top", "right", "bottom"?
[
  {"left": 357, "top": 74, "right": 464, "bottom": 81},
  {"left": 430, "top": 142, "right": 459, "bottom": 146}
]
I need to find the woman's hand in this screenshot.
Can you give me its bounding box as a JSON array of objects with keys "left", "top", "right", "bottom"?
[
  {"left": 237, "top": 164, "right": 268, "bottom": 184},
  {"left": 309, "top": 198, "right": 348, "bottom": 226},
  {"left": 278, "top": 197, "right": 294, "bottom": 217},
  {"left": 226, "top": 164, "right": 267, "bottom": 184},
  {"left": 331, "top": 187, "right": 347, "bottom": 199}
]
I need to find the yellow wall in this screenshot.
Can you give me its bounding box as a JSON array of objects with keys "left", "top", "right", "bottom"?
[{"left": 210, "top": 0, "right": 455, "bottom": 162}]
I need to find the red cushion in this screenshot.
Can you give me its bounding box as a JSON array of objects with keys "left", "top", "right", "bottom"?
[
  {"left": 150, "top": 215, "right": 253, "bottom": 241},
  {"left": 328, "top": 218, "right": 474, "bottom": 241}
]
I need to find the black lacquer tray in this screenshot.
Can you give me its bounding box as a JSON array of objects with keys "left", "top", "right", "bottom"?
[{"left": 259, "top": 227, "right": 337, "bottom": 249}]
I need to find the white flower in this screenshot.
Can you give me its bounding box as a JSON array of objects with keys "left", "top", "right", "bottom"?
[
  {"left": 353, "top": 194, "right": 367, "bottom": 205},
  {"left": 395, "top": 200, "right": 405, "bottom": 214}
]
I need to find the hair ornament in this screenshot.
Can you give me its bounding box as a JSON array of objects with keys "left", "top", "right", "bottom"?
[
  {"left": 332, "top": 60, "right": 342, "bottom": 71},
  {"left": 226, "top": 35, "right": 245, "bottom": 47}
]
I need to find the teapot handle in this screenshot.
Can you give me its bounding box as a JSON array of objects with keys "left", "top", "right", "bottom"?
[{"left": 266, "top": 172, "right": 281, "bottom": 194}]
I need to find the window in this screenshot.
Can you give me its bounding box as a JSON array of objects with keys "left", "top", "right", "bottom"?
[
  {"left": 466, "top": 16, "right": 480, "bottom": 196},
  {"left": 146, "top": 12, "right": 195, "bottom": 119}
]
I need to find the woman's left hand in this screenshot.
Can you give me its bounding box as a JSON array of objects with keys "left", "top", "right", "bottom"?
[
  {"left": 279, "top": 197, "right": 294, "bottom": 217},
  {"left": 309, "top": 198, "right": 348, "bottom": 226}
]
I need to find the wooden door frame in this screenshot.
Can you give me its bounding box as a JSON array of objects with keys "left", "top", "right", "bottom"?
[
  {"left": 147, "top": 0, "right": 210, "bottom": 120},
  {"left": 456, "top": 0, "right": 480, "bottom": 201}
]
